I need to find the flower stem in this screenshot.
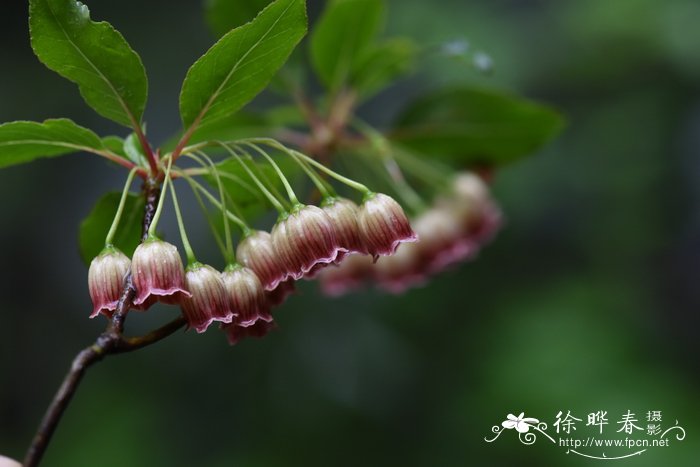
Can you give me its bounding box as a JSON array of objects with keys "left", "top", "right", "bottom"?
[
  {"left": 239, "top": 138, "right": 372, "bottom": 194},
  {"left": 380, "top": 156, "right": 426, "bottom": 213},
  {"left": 169, "top": 181, "right": 197, "bottom": 264},
  {"left": 391, "top": 148, "right": 452, "bottom": 186},
  {"left": 355, "top": 117, "right": 450, "bottom": 187},
  {"left": 188, "top": 175, "right": 229, "bottom": 261},
  {"left": 257, "top": 139, "right": 370, "bottom": 194},
  {"left": 350, "top": 120, "right": 427, "bottom": 212},
  {"left": 219, "top": 142, "right": 287, "bottom": 214},
  {"left": 184, "top": 151, "right": 235, "bottom": 262},
  {"left": 197, "top": 152, "right": 233, "bottom": 261},
  {"left": 259, "top": 141, "right": 334, "bottom": 198},
  {"left": 104, "top": 167, "right": 138, "bottom": 247},
  {"left": 182, "top": 174, "right": 250, "bottom": 236},
  {"left": 243, "top": 153, "right": 289, "bottom": 208},
  {"left": 238, "top": 142, "right": 300, "bottom": 205}
]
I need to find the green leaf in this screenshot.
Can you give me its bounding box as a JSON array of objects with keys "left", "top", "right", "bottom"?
[
  {"left": 205, "top": 0, "right": 272, "bottom": 38},
  {"left": 189, "top": 113, "right": 275, "bottom": 149},
  {"left": 29, "top": 0, "right": 148, "bottom": 128},
  {"left": 205, "top": 159, "right": 271, "bottom": 214},
  {"left": 0, "top": 118, "right": 105, "bottom": 169},
  {"left": 202, "top": 155, "right": 301, "bottom": 221},
  {"left": 310, "top": 0, "right": 385, "bottom": 90},
  {"left": 102, "top": 135, "right": 127, "bottom": 158},
  {"left": 123, "top": 133, "right": 148, "bottom": 166},
  {"left": 392, "top": 88, "right": 565, "bottom": 166},
  {"left": 161, "top": 112, "right": 275, "bottom": 152},
  {"left": 264, "top": 104, "right": 306, "bottom": 127},
  {"left": 161, "top": 104, "right": 307, "bottom": 153},
  {"left": 79, "top": 191, "right": 144, "bottom": 265},
  {"left": 352, "top": 38, "right": 417, "bottom": 98},
  {"left": 179, "top": 0, "right": 307, "bottom": 132}
]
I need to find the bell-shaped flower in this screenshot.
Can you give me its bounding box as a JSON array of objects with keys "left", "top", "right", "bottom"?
[
  {"left": 236, "top": 230, "right": 287, "bottom": 291},
  {"left": 131, "top": 238, "right": 190, "bottom": 307},
  {"left": 271, "top": 205, "right": 343, "bottom": 280},
  {"left": 453, "top": 172, "right": 489, "bottom": 205},
  {"left": 222, "top": 264, "right": 272, "bottom": 327},
  {"left": 442, "top": 172, "right": 502, "bottom": 243},
  {"left": 322, "top": 197, "right": 367, "bottom": 254},
  {"left": 412, "top": 207, "right": 475, "bottom": 274},
  {"left": 469, "top": 199, "right": 503, "bottom": 245},
  {"left": 374, "top": 242, "right": 426, "bottom": 294},
  {"left": 181, "top": 263, "right": 233, "bottom": 333},
  {"left": 358, "top": 193, "right": 417, "bottom": 258},
  {"left": 88, "top": 246, "right": 131, "bottom": 318}
]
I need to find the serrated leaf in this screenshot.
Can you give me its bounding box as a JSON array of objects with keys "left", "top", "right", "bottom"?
[
  {"left": 310, "top": 0, "right": 385, "bottom": 90},
  {"left": 352, "top": 38, "right": 418, "bottom": 98},
  {"left": 29, "top": 0, "right": 148, "bottom": 128},
  {"left": 79, "top": 191, "right": 145, "bottom": 265},
  {"left": 392, "top": 88, "right": 565, "bottom": 166},
  {"left": 205, "top": 0, "right": 272, "bottom": 38},
  {"left": 0, "top": 118, "right": 105, "bottom": 169},
  {"left": 179, "top": 0, "right": 306, "bottom": 132}
]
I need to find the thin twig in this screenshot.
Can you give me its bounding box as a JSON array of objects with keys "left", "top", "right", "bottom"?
[
  {"left": 22, "top": 177, "right": 188, "bottom": 467},
  {"left": 22, "top": 316, "right": 186, "bottom": 466},
  {"left": 117, "top": 317, "right": 187, "bottom": 352}
]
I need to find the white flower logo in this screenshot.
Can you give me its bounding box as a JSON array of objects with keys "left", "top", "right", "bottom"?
[{"left": 502, "top": 413, "right": 539, "bottom": 433}]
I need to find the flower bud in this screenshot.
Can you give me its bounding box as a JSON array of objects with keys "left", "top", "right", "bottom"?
[
  {"left": 358, "top": 193, "right": 417, "bottom": 257},
  {"left": 236, "top": 230, "right": 287, "bottom": 291},
  {"left": 222, "top": 265, "right": 272, "bottom": 327},
  {"left": 412, "top": 207, "right": 475, "bottom": 273},
  {"left": 132, "top": 238, "right": 190, "bottom": 307},
  {"left": 223, "top": 319, "right": 277, "bottom": 346},
  {"left": 443, "top": 172, "right": 502, "bottom": 240},
  {"left": 271, "top": 205, "right": 343, "bottom": 279},
  {"left": 318, "top": 253, "right": 374, "bottom": 297},
  {"left": 181, "top": 263, "right": 233, "bottom": 333},
  {"left": 469, "top": 199, "right": 503, "bottom": 244},
  {"left": 88, "top": 247, "right": 130, "bottom": 318},
  {"left": 322, "top": 197, "right": 367, "bottom": 254},
  {"left": 453, "top": 172, "right": 489, "bottom": 203}
]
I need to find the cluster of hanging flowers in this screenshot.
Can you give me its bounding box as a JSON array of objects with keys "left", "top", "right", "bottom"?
[
  {"left": 318, "top": 172, "right": 502, "bottom": 295},
  {"left": 86, "top": 141, "right": 420, "bottom": 344}
]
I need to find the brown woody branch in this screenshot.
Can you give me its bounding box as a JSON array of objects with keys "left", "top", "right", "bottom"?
[{"left": 23, "top": 177, "right": 186, "bottom": 467}]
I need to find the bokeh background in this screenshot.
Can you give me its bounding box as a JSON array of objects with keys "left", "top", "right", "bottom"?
[{"left": 1, "top": 0, "right": 699, "bottom": 465}]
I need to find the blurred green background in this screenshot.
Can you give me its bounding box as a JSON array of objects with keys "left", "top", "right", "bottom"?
[{"left": 1, "top": 0, "right": 699, "bottom": 465}]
